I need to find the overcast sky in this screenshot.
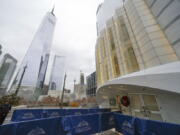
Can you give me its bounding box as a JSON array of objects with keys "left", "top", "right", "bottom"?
[{"left": 0, "top": 0, "right": 103, "bottom": 90}]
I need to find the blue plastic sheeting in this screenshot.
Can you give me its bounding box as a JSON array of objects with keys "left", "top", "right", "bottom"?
[
  {"left": 11, "top": 108, "right": 110, "bottom": 122},
  {"left": 135, "top": 117, "right": 180, "bottom": 135},
  {"left": 0, "top": 123, "right": 17, "bottom": 135},
  {"left": 11, "top": 109, "right": 66, "bottom": 122},
  {"left": 114, "top": 113, "right": 180, "bottom": 135},
  {"left": 1, "top": 113, "right": 102, "bottom": 135},
  {"left": 11, "top": 109, "right": 43, "bottom": 122},
  {"left": 1, "top": 112, "right": 180, "bottom": 135},
  {"left": 42, "top": 109, "right": 66, "bottom": 118},
  {"left": 65, "top": 109, "right": 89, "bottom": 116},
  {"left": 0, "top": 117, "right": 65, "bottom": 135},
  {"left": 114, "top": 113, "right": 135, "bottom": 135},
  {"left": 16, "top": 117, "right": 62, "bottom": 135},
  {"left": 100, "top": 112, "right": 116, "bottom": 132},
  {"left": 61, "top": 114, "right": 100, "bottom": 135}
]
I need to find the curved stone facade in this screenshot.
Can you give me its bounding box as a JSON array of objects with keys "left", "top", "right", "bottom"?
[
  {"left": 145, "top": 0, "right": 180, "bottom": 58},
  {"left": 95, "top": 0, "right": 180, "bottom": 87}
]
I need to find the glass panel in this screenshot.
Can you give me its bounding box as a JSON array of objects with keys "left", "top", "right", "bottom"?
[
  {"left": 135, "top": 112, "right": 145, "bottom": 118},
  {"left": 105, "top": 63, "right": 109, "bottom": 80},
  {"left": 107, "top": 28, "right": 115, "bottom": 51},
  {"left": 124, "top": 46, "right": 139, "bottom": 73},
  {"left": 149, "top": 113, "right": 163, "bottom": 121},
  {"left": 113, "top": 55, "right": 120, "bottom": 76},
  {"left": 130, "top": 95, "right": 141, "bottom": 109},
  {"left": 142, "top": 95, "right": 159, "bottom": 111}
]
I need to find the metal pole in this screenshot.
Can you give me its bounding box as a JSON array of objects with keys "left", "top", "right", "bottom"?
[
  {"left": 60, "top": 73, "right": 67, "bottom": 108},
  {"left": 15, "top": 65, "right": 27, "bottom": 96}
]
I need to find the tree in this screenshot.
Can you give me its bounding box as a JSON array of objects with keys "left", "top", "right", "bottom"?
[{"left": 0, "top": 94, "right": 20, "bottom": 106}]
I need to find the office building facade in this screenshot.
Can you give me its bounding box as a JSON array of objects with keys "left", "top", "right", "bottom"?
[
  {"left": 80, "top": 72, "right": 85, "bottom": 85},
  {"left": 95, "top": 0, "right": 180, "bottom": 124},
  {"left": 74, "top": 84, "right": 87, "bottom": 100},
  {"left": 0, "top": 54, "right": 17, "bottom": 97},
  {"left": 49, "top": 55, "right": 66, "bottom": 91},
  {"left": 13, "top": 10, "right": 56, "bottom": 100},
  {"left": 86, "top": 72, "right": 97, "bottom": 97},
  {"left": 74, "top": 72, "right": 87, "bottom": 100}
]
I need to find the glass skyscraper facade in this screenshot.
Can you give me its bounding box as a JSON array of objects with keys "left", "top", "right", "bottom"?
[
  {"left": 0, "top": 54, "right": 17, "bottom": 97},
  {"left": 86, "top": 72, "right": 97, "bottom": 97},
  {"left": 14, "top": 11, "right": 56, "bottom": 100},
  {"left": 49, "top": 55, "right": 66, "bottom": 91}
]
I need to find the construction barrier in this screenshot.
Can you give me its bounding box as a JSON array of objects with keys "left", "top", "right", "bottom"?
[
  {"left": 61, "top": 114, "right": 100, "bottom": 135},
  {"left": 11, "top": 109, "right": 44, "bottom": 122},
  {"left": 100, "top": 112, "right": 116, "bottom": 132},
  {"left": 1, "top": 111, "right": 180, "bottom": 135},
  {"left": 11, "top": 108, "right": 111, "bottom": 122},
  {"left": 135, "top": 117, "right": 180, "bottom": 135},
  {"left": 114, "top": 113, "right": 180, "bottom": 135},
  {"left": 114, "top": 113, "right": 135, "bottom": 135}
]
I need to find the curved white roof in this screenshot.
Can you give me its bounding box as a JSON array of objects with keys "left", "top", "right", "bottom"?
[{"left": 97, "top": 61, "right": 180, "bottom": 95}]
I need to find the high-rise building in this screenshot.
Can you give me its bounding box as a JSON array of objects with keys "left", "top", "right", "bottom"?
[
  {"left": 80, "top": 72, "right": 85, "bottom": 85},
  {"left": 74, "top": 84, "right": 87, "bottom": 100},
  {"left": 13, "top": 10, "right": 56, "bottom": 100},
  {"left": 86, "top": 72, "right": 97, "bottom": 97},
  {"left": 74, "top": 72, "right": 87, "bottom": 100},
  {"left": 0, "top": 54, "right": 17, "bottom": 97},
  {"left": 49, "top": 55, "right": 66, "bottom": 91},
  {"left": 95, "top": 0, "right": 180, "bottom": 124}
]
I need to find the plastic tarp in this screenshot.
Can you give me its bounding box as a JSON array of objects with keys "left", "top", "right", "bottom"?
[
  {"left": 11, "top": 109, "right": 110, "bottom": 122},
  {"left": 0, "top": 117, "right": 66, "bottom": 135},
  {"left": 2, "top": 112, "right": 180, "bottom": 135},
  {"left": 100, "top": 112, "right": 116, "bottom": 132},
  {"left": 42, "top": 109, "right": 66, "bottom": 118},
  {"left": 114, "top": 113, "right": 135, "bottom": 135},
  {"left": 135, "top": 117, "right": 180, "bottom": 135},
  {"left": 65, "top": 109, "right": 89, "bottom": 116},
  {"left": 114, "top": 113, "right": 180, "bottom": 135},
  {"left": 0, "top": 123, "right": 17, "bottom": 135},
  {"left": 16, "top": 117, "right": 62, "bottom": 135},
  {"left": 11, "top": 109, "right": 43, "bottom": 122},
  {"left": 61, "top": 114, "right": 100, "bottom": 135},
  {"left": 1, "top": 113, "right": 102, "bottom": 135}
]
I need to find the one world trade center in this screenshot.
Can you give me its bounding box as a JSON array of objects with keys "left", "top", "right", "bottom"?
[{"left": 13, "top": 9, "right": 57, "bottom": 100}]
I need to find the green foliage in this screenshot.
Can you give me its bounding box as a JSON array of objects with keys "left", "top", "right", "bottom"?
[{"left": 0, "top": 94, "right": 20, "bottom": 106}]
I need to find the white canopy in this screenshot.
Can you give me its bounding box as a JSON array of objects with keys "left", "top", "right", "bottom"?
[{"left": 97, "top": 61, "right": 180, "bottom": 103}]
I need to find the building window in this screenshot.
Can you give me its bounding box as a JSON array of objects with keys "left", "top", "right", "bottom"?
[
  {"left": 51, "top": 82, "right": 56, "bottom": 90},
  {"left": 113, "top": 55, "right": 120, "bottom": 76},
  {"left": 105, "top": 63, "right": 109, "bottom": 80},
  {"left": 124, "top": 46, "right": 139, "bottom": 72},
  {"left": 121, "top": 24, "right": 130, "bottom": 41},
  {"left": 108, "top": 28, "right": 115, "bottom": 51}
]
